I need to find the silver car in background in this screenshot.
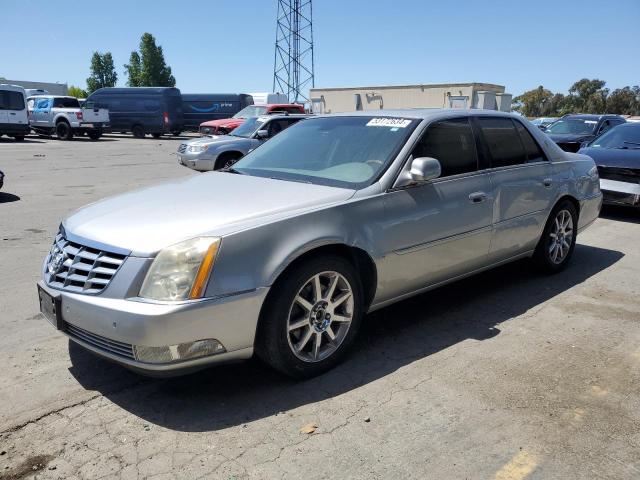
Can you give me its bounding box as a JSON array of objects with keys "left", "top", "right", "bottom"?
[
  {"left": 37, "top": 109, "right": 602, "bottom": 379},
  {"left": 177, "top": 114, "right": 308, "bottom": 171}
]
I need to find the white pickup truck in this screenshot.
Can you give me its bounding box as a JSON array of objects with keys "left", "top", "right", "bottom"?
[{"left": 27, "top": 95, "right": 109, "bottom": 140}]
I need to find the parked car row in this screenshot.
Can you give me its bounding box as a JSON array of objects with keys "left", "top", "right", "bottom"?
[
  {"left": 38, "top": 108, "right": 603, "bottom": 379},
  {"left": 2, "top": 84, "right": 304, "bottom": 141},
  {"left": 530, "top": 113, "right": 639, "bottom": 208}
]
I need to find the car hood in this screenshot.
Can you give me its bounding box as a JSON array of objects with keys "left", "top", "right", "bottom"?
[
  {"left": 63, "top": 173, "right": 355, "bottom": 256},
  {"left": 578, "top": 147, "right": 640, "bottom": 169},
  {"left": 547, "top": 133, "right": 593, "bottom": 143},
  {"left": 200, "top": 118, "right": 244, "bottom": 128},
  {"left": 184, "top": 135, "right": 245, "bottom": 147}
]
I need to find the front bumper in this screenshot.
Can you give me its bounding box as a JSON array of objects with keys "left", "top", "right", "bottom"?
[
  {"left": 600, "top": 179, "right": 640, "bottom": 207},
  {"left": 177, "top": 152, "right": 215, "bottom": 171},
  {"left": 38, "top": 280, "right": 268, "bottom": 375}
]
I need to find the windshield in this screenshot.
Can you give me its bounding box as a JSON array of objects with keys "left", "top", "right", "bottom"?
[
  {"left": 546, "top": 118, "right": 597, "bottom": 135},
  {"left": 229, "top": 117, "right": 266, "bottom": 138},
  {"left": 231, "top": 116, "right": 419, "bottom": 188},
  {"left": 233, "top": 105, "right": 267, "bottom": 119},
  {"left": 588, "top": 124, "right": 640, "bottom": 149}
]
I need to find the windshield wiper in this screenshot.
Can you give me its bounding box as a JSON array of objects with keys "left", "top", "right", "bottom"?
[{"left": 624, "top": 141, "right": 640, "bottom": 146}]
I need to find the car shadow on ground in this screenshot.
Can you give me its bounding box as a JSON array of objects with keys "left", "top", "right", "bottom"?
[
  {"left": 0, "top": 137, "right": 45, "bottom": 144},
  {"left": 600, "top": 205, "right": 640, "bottom": 224},
  {"left": 68, "top": 243, "right": 623, "bottom": 432},
  {"left": 103, "top": 134, "right": 193, "bottom": 141},
  {"left": 0, "top": 192, "right": 20, "bottom": 203}
]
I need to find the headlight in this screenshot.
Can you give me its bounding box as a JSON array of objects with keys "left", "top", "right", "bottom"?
[
  {"left": 139, "top": 237, "right": 220, "bottom": 301},
  {"left": 187, "top": 145, "right": 207, "bottom": 153}
]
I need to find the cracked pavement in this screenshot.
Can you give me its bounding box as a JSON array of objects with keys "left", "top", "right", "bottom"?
[{"left": 1, "top": 135, "right": 639, "bottom": 479}]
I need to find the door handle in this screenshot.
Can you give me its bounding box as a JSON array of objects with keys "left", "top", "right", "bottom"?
[
  {"left": 543, "top": 178, "right": 553, "bottom": 187},
  {"left": 9, "top": 112, "right": 16, "bottom": 115},
  {"left": 468, "top": 191, "right": 487, "bottom": 203}
]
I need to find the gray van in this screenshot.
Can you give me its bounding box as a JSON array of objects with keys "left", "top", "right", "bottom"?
[{"left": 84, "top": 87, "right": 184, "bottom": 138}]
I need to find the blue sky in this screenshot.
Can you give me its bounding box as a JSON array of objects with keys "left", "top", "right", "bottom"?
[{"left": 2, "top": 0, "right": 639, "bottom": 96}]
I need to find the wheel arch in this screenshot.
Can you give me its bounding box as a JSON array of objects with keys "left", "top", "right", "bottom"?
[{"left": 554, "top": 194, "right": 580, "bottom": 219}]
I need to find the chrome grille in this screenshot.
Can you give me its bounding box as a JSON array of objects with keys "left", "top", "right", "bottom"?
[
  {"left": 45, "top": 232, "right": 127, "bottom": 294},
  {"left": 65, "top": 322, "right": 135, "bottom": 360},
  {"left": 178, "top": 143, "right": 187, "bottom": 153}
]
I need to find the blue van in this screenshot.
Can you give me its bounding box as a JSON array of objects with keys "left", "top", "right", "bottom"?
[
  {"left": 85, "top": 87, "right": 184, "bottom": 138},
  {"left": 181, "top": 93, "right": 253, "bottom": 131}
]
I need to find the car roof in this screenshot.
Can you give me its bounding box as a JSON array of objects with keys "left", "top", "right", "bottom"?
[
  {"left": 561, "top": 113, "right": 624, "bottom": 120},
  {"left": 319, "top": 108, "right": 518, "bottom": 121},
  {"left": 265, "top": 103, "right": 304, "bottom": 108}
]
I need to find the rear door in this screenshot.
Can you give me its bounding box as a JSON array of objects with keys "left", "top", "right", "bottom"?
[
  {"left": 474, "top": 117, "right": 555, "bottom": 262},
  {"left": 32, "top": 97, "right": 52, "bottom": 128},
  {"left": 5, "top": 90, "right": 28, "bottom": 128},
  {"left": 0, "top": 91, "right": 9, "bottom": 126},
  {"left": 379, "top": 117, "right": 494, "bottom": 302}
]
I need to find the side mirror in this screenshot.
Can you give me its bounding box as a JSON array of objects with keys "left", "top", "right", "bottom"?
[
  {"left": 410, "top": 157, "right": 441, "bottom": 182},
  {"left": 255, "top": 129, "right": 269, "bottom": 139}
]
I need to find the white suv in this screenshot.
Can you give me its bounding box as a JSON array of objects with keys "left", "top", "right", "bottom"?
[{"left": 0, "top": 84, "right": 29, "bottom": 141}]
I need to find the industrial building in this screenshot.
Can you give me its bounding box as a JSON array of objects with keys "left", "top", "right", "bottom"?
[
  {"left": 309, "top": 82, "right": 512, "bottom": 114},
  {"left": 2, "top": 79, "right": 68, "bottom": 96}
]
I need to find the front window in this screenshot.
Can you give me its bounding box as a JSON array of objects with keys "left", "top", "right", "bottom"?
[
  {"left": 545, "top": 118, "right": 598, "bottom": 135},
  {"left": 232, "top": 105, "right": 267, "bottom": 119},
  {"left": 228, "top": 117, "right": 266, "bottom": 138},
  {"left": 589, "top": 125, "right": 640, "bottom": 149},
  {"left": 231, "top": 116, "right": 419, "bottom": 188}
]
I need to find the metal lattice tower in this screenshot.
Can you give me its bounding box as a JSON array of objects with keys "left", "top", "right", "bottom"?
[{"left": 273, "top": 0, "right": 315, "bottom": 104}]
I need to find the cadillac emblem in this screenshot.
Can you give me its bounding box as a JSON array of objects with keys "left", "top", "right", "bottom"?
[{"left": 47, "top": 246, "right": 66, "bottom": 275}]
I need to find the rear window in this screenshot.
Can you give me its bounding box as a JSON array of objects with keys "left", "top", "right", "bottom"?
[
  {"left": 53, "top": 97, "right": 80, "bottom": 108},
  {"left": 476, "top": 117, "right": 527, "bottom": 168},
  {"left": 514, "top": 121, "right": 547, "bottom": 163},
  {"left": 0, "top": 91, "right": 26, "bottom": 110}
]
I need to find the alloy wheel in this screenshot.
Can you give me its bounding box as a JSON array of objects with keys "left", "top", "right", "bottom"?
[
  {"left": 286, "top": 271, "right": 354, "bottom": 362},
  {"left": 548, "top": 209, "right": 574, "bottom": 264}
]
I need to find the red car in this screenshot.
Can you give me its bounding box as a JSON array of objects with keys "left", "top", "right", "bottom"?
[{"left": 199, "top": 103, "right": 305, "bottom": 135}]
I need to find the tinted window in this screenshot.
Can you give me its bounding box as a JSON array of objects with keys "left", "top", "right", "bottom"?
[
  {"left": 411, "top": 118, "right": 478, "bottom": 177},
  {"left": 0, "top": 91, "right": 26, "bottom": 110},
  {"left": 53, "top": 97, "right": 80, "bottom": 108},
  {"left": 476, "top": 117, "right": 527, "bottom": 168},
  {"left": 6, "top": 91, "right": 25, "bottom": 110},
  {"left": 514, "top": 121, "right": 547, "bottom": 162},
  {"left": 267, "top": 118, "right": 301, "bottom": 137}
]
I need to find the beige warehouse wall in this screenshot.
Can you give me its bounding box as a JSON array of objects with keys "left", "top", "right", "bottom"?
[{"left": 310, "top": 83, "right": 506, "bottom": 113}]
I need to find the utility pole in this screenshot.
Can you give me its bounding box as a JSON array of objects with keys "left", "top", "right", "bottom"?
[{"left": 273, "top": 0, "right": 315, "bottom": 104}]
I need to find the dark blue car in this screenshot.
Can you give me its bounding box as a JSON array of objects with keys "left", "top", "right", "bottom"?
[
  {"left": 545, "top": 114, "right": 626, "bottom": 152},
  {"left": 578, "top": 122, "right": 640, "bottom": 207}
]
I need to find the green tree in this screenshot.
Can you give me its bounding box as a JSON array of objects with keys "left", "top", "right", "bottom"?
[
  {"left": 567, "top": 78, "right": 608, "bottom": 113},
  {"left": 86, "top": 52, "right": 118, "bottom": 93},
  {"left": 512, "top": 86, "right": 554, "bottom": 117},
  {"left": 68, "top": 85, "right": 88, "bottom": 98},
  {"left": 124, "top": 52, "right": 142, "bottom": 87},
  {"left": 606, "top": 86, "right": 640, "bottom": 115},
  {"left": 125, "top": 33, "right": 176, "bottom": 87}
]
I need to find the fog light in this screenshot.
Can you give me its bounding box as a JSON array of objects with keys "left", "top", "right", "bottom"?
[{"left": 133, "top": 339, "right": 226, "bottom": 364}]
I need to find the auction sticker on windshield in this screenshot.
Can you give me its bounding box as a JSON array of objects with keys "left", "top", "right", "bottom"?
[{"left": 366, "top": 118, "right": 412, "bottom": 128}]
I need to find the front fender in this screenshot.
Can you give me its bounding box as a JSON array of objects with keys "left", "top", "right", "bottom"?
[{"left": 205, "top": 196, "right": 384, "bottom": 298}]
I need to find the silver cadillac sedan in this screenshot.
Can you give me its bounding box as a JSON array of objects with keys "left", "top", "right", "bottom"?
[{"left": 37, "top": 109, "right": 602, "bottom": 378}]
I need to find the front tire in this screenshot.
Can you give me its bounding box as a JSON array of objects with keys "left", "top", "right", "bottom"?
[
  {"left": 214, "top": 152, "right": 243, "bottom": 170},
  {"left": 56, "top": 121, "right": 73, "bottom": 140},
  {"left": 533, "top": 200, "right": 578, "bottom": 273},
  {"left": 13, "top": 136, "right": 25, "bottom": 141},
  {"left": 256, "top": 255, "right": 364, "bottom": 379},
  {"left": 88, "top": 129, "right": 102, "bottom": 140}
]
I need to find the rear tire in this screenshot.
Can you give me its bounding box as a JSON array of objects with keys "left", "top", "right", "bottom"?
[
  {"left": 256, "top": 255, "right": 364, "bottom": 379},
  {"left": 533, "top": 200, "right": 578, "bottom": 273},
  {"left": 132, "top": 125, "right": 145, "bottom": 138},
  {"left": 56, "top": 121, "right": 73, "bottom": 140},
  {"left": 13, "top": 136, "right": 25, "bottom": 141},
  {"left": 171, "top": 130, "right": 182, "bottom": 136}
]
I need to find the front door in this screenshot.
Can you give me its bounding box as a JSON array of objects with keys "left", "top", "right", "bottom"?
[{"left": 377, "top": 117, "right": 494, "bottom": 303}]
